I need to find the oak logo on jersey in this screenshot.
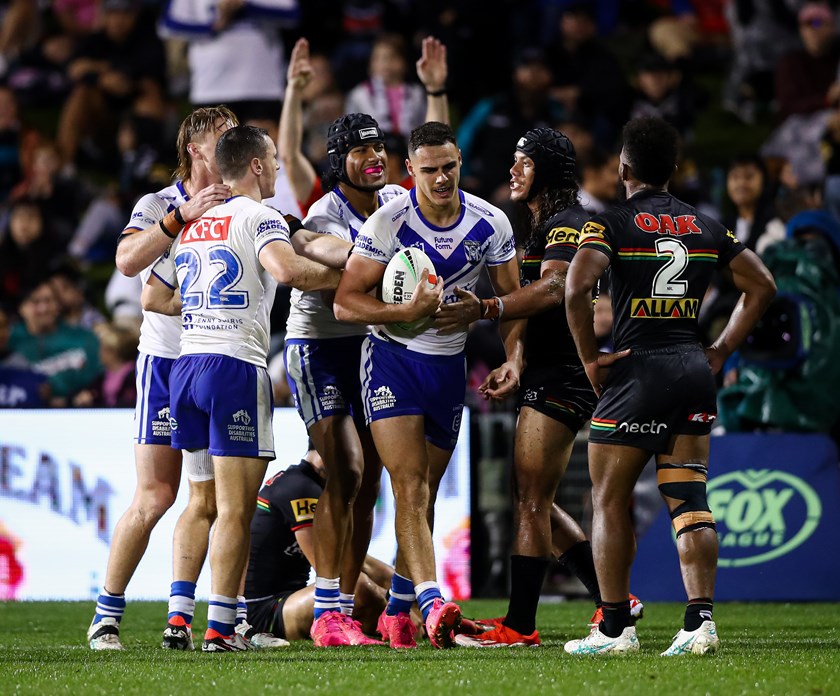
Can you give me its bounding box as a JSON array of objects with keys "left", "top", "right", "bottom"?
[
  {"left": 182, "top": 216, "right": 232, "bottom": 243},
  {"left": 546, "top": 227, "right": 579, "bottom": 247},
  {"left": 634, "top": 213, "right": 701, "bottom": 236},
  {"left": 291, "top": 497, "right": 318, "bottom": 522},
  {"left": 631, "top": 297, "right": 699, "bottom": 318}
]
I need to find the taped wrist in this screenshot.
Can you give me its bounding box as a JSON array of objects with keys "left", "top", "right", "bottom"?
[
  {"left": 159, "top": 210, "right": 184, "bottom": 239},
  {"left": 481, "top": 296, "right": 502, "bottom": 321},
  {"left": 657, "top": 462, "right": 716, "bottom": 537}
]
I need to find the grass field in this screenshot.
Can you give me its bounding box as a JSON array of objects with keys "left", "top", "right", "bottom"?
[{"left": 3, "top": 600, "right": 839, "bottom": 695}]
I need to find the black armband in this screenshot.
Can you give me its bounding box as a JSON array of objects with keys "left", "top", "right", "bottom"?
[
  {"left": 425, "top": 88, "right": 447, "bottom": 97},
  {"left": 173, "top": 206, "right": 186, "bottom": 225},
  {"left": 159, "top": 219, "right": 177, "bottom": 239},
  {"left": 283, "top": 213, "right": 305, "bottom": 237}
]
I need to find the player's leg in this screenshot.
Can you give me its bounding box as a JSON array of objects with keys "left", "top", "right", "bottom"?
[
  {"left": 308, "top": 414, "right": 363, "bottom": 620},
  {"left": 279, "top": 588, "right": 316, "bottom": 640},
  {"left": 657, "top": 433, "right": 720, "bottom": 656},
  {"left": 88, "top": 442, "right": 181, "bottom": 650},
  {"left": 163, "top": 452, "right": 216, "bottom": 651},
  {"left": 351, "top": 572, "right": 388, "bottom": 635},
  {"left": 203, "top": 454, "right": 268, "bottom": 650},
  {"left": 341, "top": 428, "right": 381, "bottom": 617}
]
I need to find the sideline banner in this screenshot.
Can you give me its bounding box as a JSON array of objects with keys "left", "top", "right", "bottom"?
[
  {"left": 632, "top": 434, "right": 840, "bottom": 601},
  {"left": 0, "top": 408, "right": 470, "bottom": 600}
]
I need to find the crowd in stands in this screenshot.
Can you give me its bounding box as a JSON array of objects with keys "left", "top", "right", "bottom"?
[{"left": 0, "top": 0, "right": 838, "bottom": 438}]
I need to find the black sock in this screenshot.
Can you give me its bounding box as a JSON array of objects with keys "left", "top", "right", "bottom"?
[
  {"left": 503, "top": 555, "right": 550, "bottom": 636},
  {"left": 684, "top": 598, "right": 714, "bottom": 632},
  {"left": 557, "top": 540, "right": 601, "bottom": 608},
  {"left": 600, "top": 600, "right": 631, "bottom": 638}
]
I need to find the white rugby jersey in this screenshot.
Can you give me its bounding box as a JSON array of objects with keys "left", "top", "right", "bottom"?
[
  {"left": 152, "top": 196, "right": 291, "bottom": 367},
  {"left": 353, "top": 189, "right": 516, "bottom": 356},
  {"left": 285, "top": 184, "right": 406, "bottom": 339},
  {"left": 125, "top": 181, "right": 189, "bottom": 360}
]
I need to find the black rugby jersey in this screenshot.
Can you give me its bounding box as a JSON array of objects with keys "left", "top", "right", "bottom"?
[
  {"left": 578, "top": 190, "right": 743, "bottom": 351},
  {"left": 245, "top": 460, "right": 323, "bottom": 598},
  {"left": 521, "top": 203, "right": 590, "bottom": 367}
]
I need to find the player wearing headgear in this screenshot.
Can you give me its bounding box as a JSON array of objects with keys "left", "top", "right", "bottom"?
[
  {"left": 87, "top": 106, "right": 236, "bottom": 652},
  {"left": 333, "top": 121, "right": 524, "bottom": 649},
  {"left": 564, "top": 117, "right": 775, "bottom": 656},
  {"left": 439, "top": 127, "right": 641, "bottom": 648},
  {"left": 284, "top": 112, "right": 402, "bottom": 647},
  {"left": 142, "top": 125, "right": 342, "bottom": 652}
]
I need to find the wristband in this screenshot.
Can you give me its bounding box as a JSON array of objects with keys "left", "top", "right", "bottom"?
[
  {"left": 497, "top": 295, "right": 505, "bottom": 320},
  {"left": 283, "top": 213, "right": 305, "bottom": 237},
  {"left": 173, "top": 206, "right": 186, "bottom": 225},
  {"left": 425, "top": 88, "right": 447, "bottom": 97},
  {"left": 481, "top": 296, "right": 501, "bottom": 321},
  {"left": 158, "top": 219, "right": 177, "bottom": 239},
  {"left": 159, "top": 210, "right": 184, "bottom": 239}
]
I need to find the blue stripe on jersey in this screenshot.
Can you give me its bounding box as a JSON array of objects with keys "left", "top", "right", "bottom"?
[{"left": 409, "top": 189, "right": 466, "bottom": 231}]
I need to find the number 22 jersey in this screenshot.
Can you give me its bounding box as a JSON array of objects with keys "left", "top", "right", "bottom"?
[{"left": 579, "top": 189, "right": 744, "bottom": 351}]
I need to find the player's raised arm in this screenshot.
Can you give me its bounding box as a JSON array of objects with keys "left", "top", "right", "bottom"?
[
  {"left": 417, "top": 36, "right": 449, "bottom": 125},
  {"left": 259, "top": 238, "right": 342, "bottom": 292},
  {"left": 278, "top": 37, "right": 318, "bottom": 203}
]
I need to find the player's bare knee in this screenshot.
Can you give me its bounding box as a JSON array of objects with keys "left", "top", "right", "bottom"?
[
  {"left": 657, "top": 462, "right": 716, "bottom": 536},
  {"left": 187, "top": 481, "right": 217, "bottom": 521}
]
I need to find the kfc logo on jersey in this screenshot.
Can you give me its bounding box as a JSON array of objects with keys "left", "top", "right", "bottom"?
[
  {"left": 181, "top": 216, "right": 232, "bottom": 243},
  {"left": 634, "top": 213, "right": 701, "bottom": 236}
]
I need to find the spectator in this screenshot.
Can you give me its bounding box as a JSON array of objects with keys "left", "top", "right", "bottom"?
[
  {"left": 0, "top": 85, "right": 22, "bottom": 202},
  {"left": 578, "top": 148, "right": 619, "bottom": 215},
  {"left": 723, "top": 154, "right": 786, "bottom": 254},
  {"left": 72, "top": 322, "right": 138, "bottom": 407},
  {"left": 8, "top": 277, "right": 101, "bottom": 406},
  {"left": 545, "top": 1, "right": 631, "bottom": 146},
  {"left": 160, "top": 0, "right": 298, "bottom": 123},
  {"left": 56, "top": 0, "right": 167, "bottom": 169},
  {"left": 722, "top": 0, "right": 799, "bottom": 123},
  {"left": 459, "top": 48, "right": 566, "bottom": 203},
  {"left": 0, "top": 306, "right": 48, "bottom": 408},
  {"left": 48, "top": 259, "right": 107, "bottom": 331},
  {"left": 0, "top": 199, "right": 63, "bottom": 313},
  {"left": 629, "top": 53, "right": 706, "bottom": 140},
  {"left": 762, "top": 3, "right": 840, "bottom": 186},
  {"left": 345, "top": 33, "right": 427, "bottom": 137}
]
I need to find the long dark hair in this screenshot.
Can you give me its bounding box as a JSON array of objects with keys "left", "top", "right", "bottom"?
[{"left": 526, "top": 180, "right": 580, "bottom": 245}]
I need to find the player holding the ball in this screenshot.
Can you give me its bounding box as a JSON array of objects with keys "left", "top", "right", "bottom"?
[{"left": 334, "top": 121, "right": 523, "bottom": 649}]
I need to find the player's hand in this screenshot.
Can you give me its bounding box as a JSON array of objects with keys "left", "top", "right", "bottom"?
[
  {"left": 583, "top": 349, "right": 631, "bottom": 397},
  {"left": 407, "top": 268, "right": 443, "bottom": 320},
  {"left": 433, "top": 286, "right": 480, "bottom": 333},
  {"left": 416, "top": 36, "right": 447, "bottom": 93},
  {"left": 705, "top": 345, "right": 728, "bottom": 375},
  {"left": 479, "top": 361, "right": 521, "bottom": 401},
  {"left": 287, "top": 37, "right": 313, "bottom": 89},
  {"left": 178, "top": 183, "right": 231, "bottom": 222}
]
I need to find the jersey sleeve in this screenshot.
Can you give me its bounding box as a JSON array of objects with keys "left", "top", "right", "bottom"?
[
  {"left": 486, "top": 213, "right": 516, "bottom": 265},
  {"left": 543, "top": 224, "right": 581, "bottom": 264},
  {"left": 353, "top": 205, "right": 396, "bottom": 265},
  {"left": 578, "top": 212, "right": 616, "bottom": 261},
  {"left": 124, "top": 193, "right": 168, "bottom": 233},
  {"left": 253, "top": 207, "right": 292, "bottom": 255},
  {"left": 150, "top": 240, "right": 178, "bottom": 288},
  {"left": 303, "top": 197, "right": 351, "bottom": 239},
  {"left": 715, "top": 223, "right": 746, "bottom": 268},
  {"left": 264, "top": 470, "right": 322, "bottom": 531}
]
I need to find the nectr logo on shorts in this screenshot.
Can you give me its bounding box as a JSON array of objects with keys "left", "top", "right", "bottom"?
[
  {"left": 707, "top": 470, "right": 822, "bottom": 567},
  {"left": 591, "top": 418, "right": 667, "bottom": 434},
  {"left": 181, "top": 217, "right": 231, "bottom": 243},
  {"left": 630, "top": 298, "right": 699, "bottom": 319}
]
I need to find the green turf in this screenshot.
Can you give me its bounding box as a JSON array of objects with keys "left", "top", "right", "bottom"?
[{"left": 2, "top": 601, "right": 839, "bottom": 695}]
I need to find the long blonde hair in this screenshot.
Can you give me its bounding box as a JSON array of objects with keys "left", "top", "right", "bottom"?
[{"left": 174, "top": 106, "right": 239, "bottom": 184}]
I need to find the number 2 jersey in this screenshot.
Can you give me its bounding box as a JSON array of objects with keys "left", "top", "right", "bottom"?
[
  {"left": 151, "top": 196, "right": 292, "bottom": 367},
  {"left": 353, "top": 188, "right": 516, "bottom": 356},
  {"left": 579, "top": 189, "right": 744, "bottom": 351}
]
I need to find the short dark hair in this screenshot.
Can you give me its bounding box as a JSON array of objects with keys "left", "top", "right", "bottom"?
[
  {"left": 727, "top": 152, "right": 767, "bottom": 177},
  {"left": 409, "top": 121, "right": 457, "bottom": 154},
  {"left": 215, "top": 125, "right": 270, "bottom": 180},
  {"left": 621, "top": 117, "right": 679, "bottom": 187}
]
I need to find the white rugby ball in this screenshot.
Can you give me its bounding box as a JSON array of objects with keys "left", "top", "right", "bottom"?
[{"left": 381, "top": 247, "right": 438, "bottom": 333}]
